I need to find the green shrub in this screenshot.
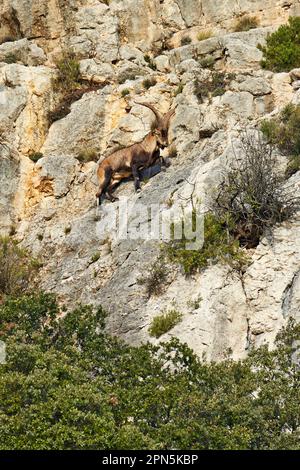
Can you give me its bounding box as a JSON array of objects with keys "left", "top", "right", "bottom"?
[
  {"left": 199, "top": 55, "right": 215, "bottom": 69},
  {"left": 197, "top": 30, "right": 213, "bottom": 41},
  {"left": 181, "top": 36, "right": 192, "bottom": 46},
  {"left": 76, "top": 148, "right": 98, "bottom": 163},
  {"left": 194, "top": 72, "right": 227, "bottom": 102},
  {"left": 64, "top": 226, "right": 71, "bottom": 235},
  {"left": 28, "top": 152, "right": 43, "bottom": 163},
  {"left": 138, "top": 260, "right": 168, "bottom": 297},
  {"left": 174, "top": 83, "right": 183, "bottom": 97},
  {"left": 261, "top": 103, "right": 300, "bottom": 176},
  {"left": 53, "top": 52, "right": 81, "bottom": 92},
  {"left": 149, "top": 309, "right": 182, "bottom": 338},
  {"left": 142, "top": 77, "right": 157, "bottom": 90},
  {"left": 165, "top": 212, "right": 246, "bottom": 275},
  {"left": 91, "top": 252, "right": 101, "bottom": 263},
  {"left": 119, "top": 73, "right": 137, "bottom": 84},
  {"left": 121, "top": 88, "right": 130, "bottom": 97},
  {"left": 144, "top": 54, "right": 157, "bottom": 70},
  {"left": 4, "top": 53, "right": 19, "bottom": 64},
  {"left": 259, "top": 17, "right": 300, "bottom": 72},
  {"left": 0, "top": 237, "right": 39, "bottom": 297},
  {"left": 234, "top": 15, "right": 259, "bottom": 32},
  {"left": 212, "top": 86, "right": 226, "bottom": 97}
]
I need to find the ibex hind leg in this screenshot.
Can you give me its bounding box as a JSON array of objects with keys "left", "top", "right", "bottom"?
[
  {"left": 107, "top": 180, "right": 120, "bottom": 202},
  {"left": 96, "top": 166, "right": 112, "bottom": 205}
]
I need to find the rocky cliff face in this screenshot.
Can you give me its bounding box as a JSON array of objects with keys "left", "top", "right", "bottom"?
[{"left": 1, "top": 0, "right": 300, "bottom": 360}]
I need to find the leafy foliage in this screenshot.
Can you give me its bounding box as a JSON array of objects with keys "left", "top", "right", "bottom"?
[
  {"left": 165, "top": 212, "right": 247, "bottom": 275},
  {"left": 0, "top": 237, "right": 39, "bottom": 298},
  {"left": 0, "top": 293, "right": 300, "bottom": 449},
  {"left": 259, "top": 17, "right": 300, "bottom": 72},
  {"left": 261, "top": 103, "right": 300, "bottom": 176}
]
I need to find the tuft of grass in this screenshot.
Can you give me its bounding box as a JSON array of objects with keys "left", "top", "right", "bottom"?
[
  {"left": 53, "top": 52, "right": 81, "bottom": 93},
  {"left": 0, "top": 237, "right": 40, "bottom": 297},
  {"left": 64, "top": 227, "right": 71, "bottom": 235},
  {"left": 181, "top": 36, "right": 192, "bottom": 46},
  {"left": 174, "top": 83, "right": 183, "bottom": 97},
  {"left": 194, "top": 72, "right": 227, "bottom": 102},
  {"left": 91, "top": 252, "right": 101, "bottom": 263},
  {"left": 121, "top": 88, "right": 130, "bottom": 97},
  {"left": 4, "top": 53, "right": 19, "bottom": 64},
  {"left": 197, "top": 30, "right": 213, "bottom": 41},
  {"left": 142, "top": 77, "right": 157, "bottom": 90},
  {"left": 119, "top": 72, "right": 137, "bottom": 84},
  {"left": 149, "top": 309, "right": 182, "bottom": 338},
  {"left": 37, "top": 234, "right": 44, "bottom": 241},
  {"left": 187, "top": 296, "right": 202, "bottom": 310},
  {"left": 76, "top": 148, "right": 98, "bottom": 163},
  {"left": 234, "top": 15, "right": 259, "bottom": 32},
  {"left": 212, "top": 87, "right": 226, "bottom": 97},
  {"left": 199, "top": 56, "right": 215, "bottom": 69},
  {"left": 28, "top": 152, "right": 43, "bottom": 163},
  {"left": 144, "top": 54, "right": 157, "bottom": 70}
]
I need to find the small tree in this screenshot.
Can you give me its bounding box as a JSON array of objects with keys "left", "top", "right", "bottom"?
[
  {"left": 259, "top": 16, "right": 300, "bottom": 72},
  {"left": 213, "top": 132, "right": 300, "bottom": 247}
]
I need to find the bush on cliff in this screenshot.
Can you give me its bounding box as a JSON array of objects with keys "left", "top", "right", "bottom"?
[{"left": 259, "top": 16, "right": 300, "bottom": 72}]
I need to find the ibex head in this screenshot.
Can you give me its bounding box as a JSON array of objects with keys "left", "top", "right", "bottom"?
[{"left": 135, "top": 101, "right": 175, "bottom": 148}]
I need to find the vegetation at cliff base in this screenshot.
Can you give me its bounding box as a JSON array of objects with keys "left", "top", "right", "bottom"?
[
  {"left": 259, "top": 16, "right": 300, "bottom": 72},
  {"left": 1, "top": 291, "right": 299, "bottom": 450}
]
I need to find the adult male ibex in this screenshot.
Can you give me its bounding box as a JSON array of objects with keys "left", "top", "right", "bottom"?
[{"left": 96, "top": 102, "right": 175, "bottom": 204}]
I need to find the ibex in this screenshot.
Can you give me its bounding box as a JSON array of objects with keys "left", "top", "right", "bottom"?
[{"left": 96, "top": 102, "right": 175, "bottom": 204}]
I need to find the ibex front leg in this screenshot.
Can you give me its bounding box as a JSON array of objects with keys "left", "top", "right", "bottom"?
[{"left": 132, "top": 164, "right": 141, "bottom": 192}]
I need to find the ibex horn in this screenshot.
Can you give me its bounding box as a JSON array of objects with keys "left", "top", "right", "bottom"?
[
  {"left": 162, "top": 108, "right": 175, "bottom": 130},
  {"left": 134, "top": 101, "right": 164, "bottom": 126}
]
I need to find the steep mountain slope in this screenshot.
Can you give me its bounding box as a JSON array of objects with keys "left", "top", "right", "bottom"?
[{"left": 1, "top": 0, "right": 300, "bottom": 360}]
